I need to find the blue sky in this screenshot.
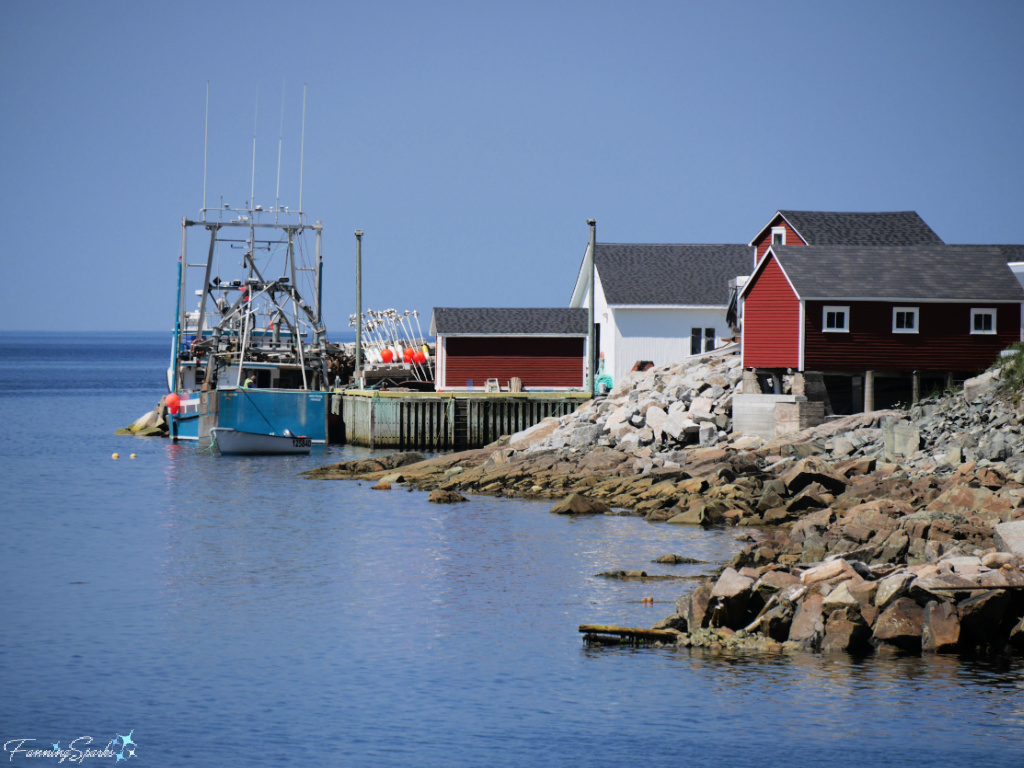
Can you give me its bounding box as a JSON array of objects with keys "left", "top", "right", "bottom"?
[{"left": 2, "top": 1, "right": 1022, "bottom": 332}]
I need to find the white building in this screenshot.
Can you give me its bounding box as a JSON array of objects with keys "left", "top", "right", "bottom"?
[{"left": 570, "top": 243, "right": 751, "bottom": 387}]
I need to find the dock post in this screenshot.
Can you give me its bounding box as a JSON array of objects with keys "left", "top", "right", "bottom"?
[{"left": 864, "top": 370, "right": 875, "bottom": 412}]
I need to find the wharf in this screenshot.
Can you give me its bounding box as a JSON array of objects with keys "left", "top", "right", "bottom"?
[{"left": 332, "top": 390, "right": 590, "bottom": 450}]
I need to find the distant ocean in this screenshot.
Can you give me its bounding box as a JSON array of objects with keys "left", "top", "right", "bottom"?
[{"left": 2, "top": 331, "right": 1024, "bottom": 767}]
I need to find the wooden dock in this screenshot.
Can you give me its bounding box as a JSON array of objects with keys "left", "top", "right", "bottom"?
[{"left": 333, "top": 390, "right": 590, "bottom": 449}]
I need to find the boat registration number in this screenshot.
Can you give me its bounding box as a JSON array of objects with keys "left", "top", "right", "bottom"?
[{"left": 292, "top": 437, "right": 312, "bottom": 448}]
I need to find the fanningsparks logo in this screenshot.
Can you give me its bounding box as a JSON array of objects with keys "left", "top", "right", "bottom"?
[{"left": 3, "top": 731, "right": 138, "bottom": 763}]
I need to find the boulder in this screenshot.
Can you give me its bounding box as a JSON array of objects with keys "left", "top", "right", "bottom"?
[
  {"left": 789, "top": 592, "right": 826, "bottom": 650},
  {"left": 509, "top": 418, "right": 561, "bottom": 451},
  {"left": 371, "top": 481, "right": 392, "bottom": 491},
  {"left": 994, "top": 521, "right": 1024, "bottom": 557},
  {"left": 550, "top": 494, "right": 610, "bottom": 515},
  {"left": 872, "top": 597, "right": 925, "bottom": 652},
  {"left": 428, "top": 489, "right": 467, "bottom": 504},
  {"left": 957, "top": 589, "right": 1011, "bottom": 650},
  {"left": 779, "top": 457, "right": 849, "bottom": 496},
  {"left": 921, "top": 601, "right": 960, "bottom": 653},
  {"left": 822, "top": 607, "right": 872, "bottom": 654},
  {"left": 708, "top": 568, "right": 755, "bottom": 628},
  {"left": 684, "top": 583, "right": 713, "bottom": 630},
  {"left": 822, "top": 581, "right": 860, "bottom": 613}
]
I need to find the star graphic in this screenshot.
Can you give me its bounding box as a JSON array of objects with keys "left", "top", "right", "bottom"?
[
  {"left": 115, "top": 752, "right": 125, "bottom": 762},
  {"left": 125, "top": 745, "right": 137, "bottom": 758},
  {"left": 119, "top": 731, "right": 135, "bottom": 749},
  {"left": 52, "top": 743, "right": 60, "bottom": 751}
]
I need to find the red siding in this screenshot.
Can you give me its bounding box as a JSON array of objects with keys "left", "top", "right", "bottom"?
[
  {"left": 443, "top": 337, "right": 584, "bottom": 388},
  {"left": 753, "top": 216, "right": 805, "bottom": 263},
  {"left": 803, "top": 302, "right": 1021, "bottom": 373},
  {"left": 742, "top": 255, "right": 801, "bottom": 369}
]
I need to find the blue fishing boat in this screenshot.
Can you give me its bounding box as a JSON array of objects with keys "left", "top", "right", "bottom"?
[{"left": 167, "top": 202, "right": 341, "bottom": 446}]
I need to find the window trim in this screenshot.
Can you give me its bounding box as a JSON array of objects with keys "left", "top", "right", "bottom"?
[
  {"left": 892, "top": 306, "right": 919, "bottom": 334},
  {"left": 970, "top": 308, "right": 997, "bottom": 335},
  {"left": 771, "top": 226, "right": 786, "bottom": 246},
  {"left": 823, "top": 305, "right": 849, "bottom": 333}
]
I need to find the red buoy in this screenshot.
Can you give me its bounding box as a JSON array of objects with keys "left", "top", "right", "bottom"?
[
  {"left": 413, "top": 351, "right": 427, "bottom": 365},
  {"left": 166, "top": 393, "right": 181, "bottom": 415},
  {"left": 381, "top": 349, "right": 394, "bottom": 363}
]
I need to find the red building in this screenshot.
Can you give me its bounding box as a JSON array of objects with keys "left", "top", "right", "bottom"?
[
  {"left": 740, "top": 244, "right": 1024, "bottom": 410},
  {"left": 430, "top": 307, "right": 588, "bottom": 391},
  {"left": 748, "top": 210, "right": 944, "bottom": 265}
]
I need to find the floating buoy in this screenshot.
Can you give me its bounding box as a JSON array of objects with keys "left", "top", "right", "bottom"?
[
  {"left": 130, "top": 454, "right": 137, "bottom": 460},
  {"left": 642, "top": 596, "right": 654, "bottom": 605},
  {"left": 111, "top": 453, "right": 119, "bottom": 460}
]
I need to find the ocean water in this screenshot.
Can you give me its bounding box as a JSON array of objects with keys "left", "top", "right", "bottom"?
[{"left": 2, "top": 331, "right": 1023, "bottom": 766}]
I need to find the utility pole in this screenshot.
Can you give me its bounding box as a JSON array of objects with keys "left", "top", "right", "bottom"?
[
  {"left": 355, "top": 230, "right": 363, "bottom": 387},
  {"left": 587, "top": 218, "right": 596, "bottom": 397}
]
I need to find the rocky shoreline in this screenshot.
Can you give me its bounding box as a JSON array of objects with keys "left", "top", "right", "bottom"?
[{"left": 306, "top": 349, "right": 1024, "bottom": 657}]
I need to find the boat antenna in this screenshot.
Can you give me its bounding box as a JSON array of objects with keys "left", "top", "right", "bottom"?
[
  {"left": 299, "top": 83, "right": 306, "bottom": 216},
  {"left": 275, "top": 77, "right": 286, "bottom": 220},
  {"left": 203, "top": 81, "right": 210, "bottom": 217},
  {"left": 250, "top": 86, "right": 259, "bottom": 211}
]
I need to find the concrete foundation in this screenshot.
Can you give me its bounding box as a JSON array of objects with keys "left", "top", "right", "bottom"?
[{"left": 732, "top": 394, "right": 826, "bottom": 440}]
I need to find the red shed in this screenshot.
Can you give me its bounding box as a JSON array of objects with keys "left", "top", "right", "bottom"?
[
  {"left": 741, "top": 244, "right": 1024, "bottom": 377},
  {"left": 748, "top": 210, "right": 944, "bottom": 265},
  {"left": 430, "top": 307, "right": 588, "bottom": 391}
]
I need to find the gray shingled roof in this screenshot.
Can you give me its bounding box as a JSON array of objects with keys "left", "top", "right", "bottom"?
[
  {"left": 594, "top": 244, "right": 751, "bottom": 305},
  {"left": 779, "top": 210, "right": 944, "bottom": 246},
  {"left": 431, "top": 307, "right": 588, "bottom": 336},
  {"left": 765, "top": 245, "right": 1024, "bottom": 301}
]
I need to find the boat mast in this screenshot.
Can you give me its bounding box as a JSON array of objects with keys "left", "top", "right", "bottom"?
[
  {"left": 171, "top": 217, "right": 187, "bottom": 393},
  {"left": 193, "top": 224, "right": 220, "bottom": 351}
]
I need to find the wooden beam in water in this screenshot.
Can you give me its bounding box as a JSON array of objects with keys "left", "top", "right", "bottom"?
[{"left": 578, "top": 624, "right": 679, "bottom": 646}]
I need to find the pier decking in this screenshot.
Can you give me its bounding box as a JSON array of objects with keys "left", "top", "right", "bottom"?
[{"left": 333, "top": 390, "right": 589, "bottom": 449}]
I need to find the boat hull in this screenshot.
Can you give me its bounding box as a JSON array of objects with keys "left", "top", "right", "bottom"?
[
  {"left": 211, "top": 428, "right": 312, "bottom": 455},
  {"left": 171, "top": 388, "right": 327, "bottom": 444}
]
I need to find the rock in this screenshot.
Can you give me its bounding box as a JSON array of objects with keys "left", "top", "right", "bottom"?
[
  {"left": 428, "top": 489, "right": 467, "bottom": 504},
  {"left": 872, "top": 597, "right": 925, "bottom": 652},
  {"left": 994, "top": 521, "right": 1024, "bottom": 557},
  {"left": 921, "top": 601, "right": 960, "bottom": 653},
  {"left": 371, "top": 481, "right": 392, "bottom": 491},
  {"left": 570, "top": 424, "right": 603, "bottom": 448},
  {"left": 779, "top": 457, "right": 848, "bottom": 496},
  {"left": 957, "top": 590, "right": 1011, "bottom": 651},
  {"left": 654, "top": 554, "right": 707, "bottom": 565},
  {"left": 962, "top": 368, "right": 1001, "bottom": 401},
  {"left": 550, "top": 494, "right": 610, "bottom": 515},
  {"left": 684, "top": 584, "right": 713, "bottom": 630},
  {"left": 508, "top": 418, "right": 562, "bottom": 451},
  {"left": 652, "top": 613, "right": 689, "bottom": 632},
  {"left": 822, "top": 608, "right": 872, "bottom": 654},
  {"left": 789, "top": 593, "right": 826, "bottom": 649},
  {"left": 982, "top": 552, "right": 1017, "bottom": 569},
  {"left": 800, "top": 560, "right": 846, "bottom": 586},
  {"left": 822, "top": 581, "right": 859, "bottom": 612},
  {"left": 882, "top": 418, "right": 921, "bottom": 458},
  {"left": 875, "top": 572, "right": 915, "bottom": 610},
  {"left": 708, "top": 568, "right": 755, "bottom": 628}
]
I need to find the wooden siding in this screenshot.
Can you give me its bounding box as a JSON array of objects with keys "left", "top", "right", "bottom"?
[
  {"left": 443, "top": 337, "right": 584, "bottom": 388},
  {"left": 754, "top": 217, "right": 804, "bottom": 262},
  {"left": 742, "top": 255, "right": 801, "bottom": 369},
  {"left": 803, "top": 301, "right": 1021, "bottom": 373}
]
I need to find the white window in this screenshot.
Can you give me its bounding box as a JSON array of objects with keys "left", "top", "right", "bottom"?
[
  {"left": 893, "top": 307, "right": 919, "bottom": 334},
  {"left": 971, "top": 308, "right": 996, "bottom": 335},
  {"left": 771, "top": 226, "right": 786, "bottom": 245},
  {"left": 823, "top": 305, "right": 849, "bottom": 333}
]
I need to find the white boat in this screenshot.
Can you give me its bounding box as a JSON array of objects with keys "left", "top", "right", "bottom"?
[{"left": 210, "top": 427, "right": 312, "bottom": 456}]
